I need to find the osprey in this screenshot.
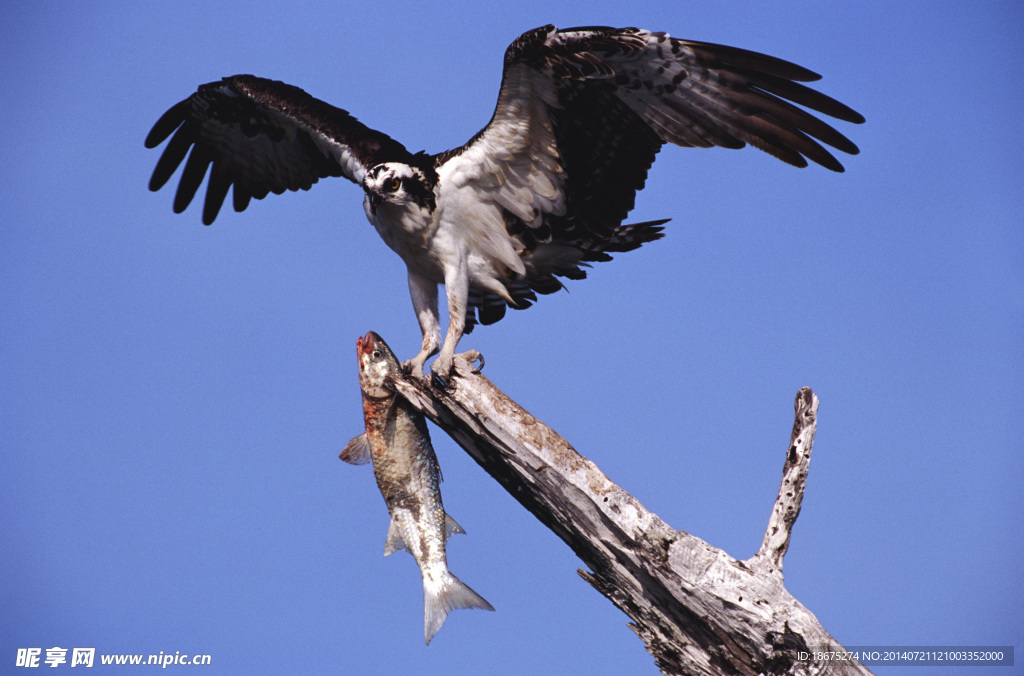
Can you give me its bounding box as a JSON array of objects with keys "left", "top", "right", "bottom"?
[{"left": 146, "top": 25, "right": 863, "bottom": 382}]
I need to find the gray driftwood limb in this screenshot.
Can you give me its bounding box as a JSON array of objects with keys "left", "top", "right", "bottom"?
[{"left": 389, "top": 353, "right": 871, "bottom": 675}]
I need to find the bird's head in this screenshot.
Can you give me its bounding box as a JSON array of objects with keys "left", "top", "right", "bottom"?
[{"left": 362, "top": 162, "right": 436, "bottom": 216}]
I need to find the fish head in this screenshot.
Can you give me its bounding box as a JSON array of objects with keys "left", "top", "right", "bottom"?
[{"left": 356, "top": 331, "right": 401, "bottom": 399}]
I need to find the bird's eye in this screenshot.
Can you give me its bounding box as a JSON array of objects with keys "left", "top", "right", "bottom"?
[{"left": 384, "top": 178, "right": 401, "bottom": 192}]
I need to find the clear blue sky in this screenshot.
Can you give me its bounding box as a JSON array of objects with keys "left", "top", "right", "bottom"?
[{"left": 3, "top": 2, "right": 1021, "bottom": 674}]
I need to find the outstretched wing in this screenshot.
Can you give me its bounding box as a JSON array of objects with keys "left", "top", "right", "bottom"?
[
  {"left": 145, "top": 75, "right": 414, "bottom": 224},
  {"left": 438, "top": 25, "right": 864, "bottom": 246}
]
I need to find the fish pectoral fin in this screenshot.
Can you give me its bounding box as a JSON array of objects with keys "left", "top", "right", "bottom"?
[
  {"left": 339, "top": 434, "right": 372, "bottom": 465},
  {"left": 383, "top": 517, "right": 410, "bottom": 556},
  {"left": 444, "top": 513, "right": 466, "bottom": 539}
]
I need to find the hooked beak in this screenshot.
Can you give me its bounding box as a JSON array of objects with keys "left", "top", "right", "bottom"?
[{"left": 367, "top": 192, "right": 382, "bottom": 215}]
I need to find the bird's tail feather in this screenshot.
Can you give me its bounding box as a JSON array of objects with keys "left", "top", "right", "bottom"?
[
  {"left": 580, "top": 217, "right": 669, "bottom": 258},
  {"left": 463, "top": 217, "right": 669, "bottom": 332}
]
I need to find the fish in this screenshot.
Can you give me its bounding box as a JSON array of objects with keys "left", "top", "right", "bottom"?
[{"left": 340, "top": 331, "right": 494, "bottom": 644}]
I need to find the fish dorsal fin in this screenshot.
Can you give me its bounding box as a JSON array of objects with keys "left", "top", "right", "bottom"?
[
  {"left": 339, "top": 433, "right": 372, "bottom": 465},
  {"left": 383, "top": 516, "right": 410, "bottom": 556},
  {"left": 445, "top": 513, "right": 466, "bottom": 539}
]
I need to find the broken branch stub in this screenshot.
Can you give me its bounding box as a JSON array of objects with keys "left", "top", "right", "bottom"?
[{"left": 754, "top": 387, "right": 818, "bottom": 576}]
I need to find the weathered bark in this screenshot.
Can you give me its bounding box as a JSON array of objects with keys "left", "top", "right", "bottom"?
[{"left": 389, "top": 353, "right": 871, "bottom": 675}]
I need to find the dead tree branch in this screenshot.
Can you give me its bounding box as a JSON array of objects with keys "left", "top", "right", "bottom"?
[{"left": 389, "top": 353, "right": 870, "bottom": 675}]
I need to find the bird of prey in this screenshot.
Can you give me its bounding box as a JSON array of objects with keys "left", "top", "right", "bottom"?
[{"left": 145, "top": 25, "right": 863, "bottom": 382}]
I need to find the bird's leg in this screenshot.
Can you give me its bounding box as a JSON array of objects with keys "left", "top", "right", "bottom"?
[
  {"left": 430, "top": 261, "right": 469, "bottom": 385},
  {"left": 403, "top": 271, "right": 440, "bottom": 377}
]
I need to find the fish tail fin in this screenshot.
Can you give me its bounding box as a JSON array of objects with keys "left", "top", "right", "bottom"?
[{"left": 423, "top": 569, "right": 494, "bottom": 644}]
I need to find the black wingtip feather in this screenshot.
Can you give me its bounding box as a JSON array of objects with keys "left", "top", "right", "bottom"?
[
  {"left": 743, "top": 70, "right": 866, "bottom": 125},
  {"left": 145, "top": 99, "right": 191, "bottom": 149},
  {"left": 173, "top": 145, "right": 211, "bottom": 214},
  {"left": 232, "top": 184, "right": 252, "bottom": 213},
  {"left": 203, "top": 164, "right": 232, "bottom": 225},
  {"left": 684, "top": 40, "right": 825, "bottom": 83},
  {"left": 148, "top": 122, "right": 195, "bottom": 192}
]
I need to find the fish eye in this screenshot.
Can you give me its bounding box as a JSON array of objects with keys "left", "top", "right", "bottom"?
[
  {"left": 384, "top": 177, "right": 401, "bottom": 192},
  {"left": 371, "top": 349, "right": 382, "bottom": 360}
]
